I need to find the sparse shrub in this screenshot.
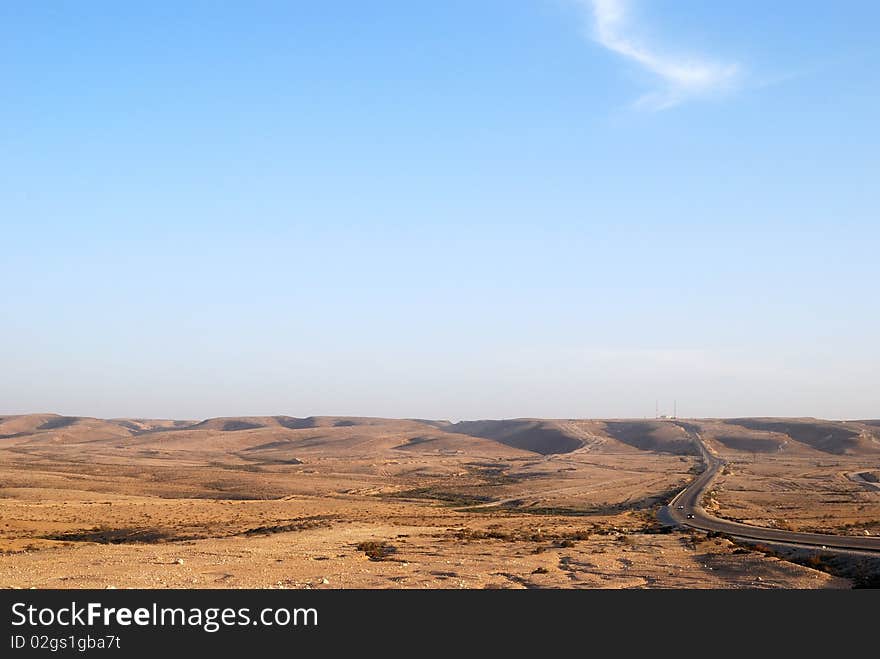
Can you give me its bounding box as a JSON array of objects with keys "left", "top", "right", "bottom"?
[
  {"left": 356, "top": 540, "right": 396, "bottom": 561},
  {"left": 805, "top": 553, "right": 833, "bottom": 570}
]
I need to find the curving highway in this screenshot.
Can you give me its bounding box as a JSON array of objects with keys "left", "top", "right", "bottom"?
[{"left": 661, "top": 431, "right": 880, "bottom": 553}]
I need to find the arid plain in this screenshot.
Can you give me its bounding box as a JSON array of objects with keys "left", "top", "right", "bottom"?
[{"left": 1, "top": 414, "right": 878, "bottom": 589}]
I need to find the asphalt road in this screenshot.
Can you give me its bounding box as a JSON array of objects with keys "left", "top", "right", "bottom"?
[{"left": 661, "top": 432, "right": 880, "bottom": 553}]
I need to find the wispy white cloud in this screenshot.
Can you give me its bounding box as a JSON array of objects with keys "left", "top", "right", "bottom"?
[{"left": 583, "top": 0, "right": 740, "bottom": 109}]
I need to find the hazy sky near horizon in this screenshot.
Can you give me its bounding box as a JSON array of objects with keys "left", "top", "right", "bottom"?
[{"left": 2, "top": 1, "right": 879, "bottom": 421}]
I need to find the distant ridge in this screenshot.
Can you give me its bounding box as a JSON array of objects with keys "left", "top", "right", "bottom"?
[{"left": 1, "top": 414, "right": 878, "bottom": 457}]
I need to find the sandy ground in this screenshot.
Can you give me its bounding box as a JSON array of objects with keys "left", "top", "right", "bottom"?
[
  {"left": 701, "top": 456, "right": 880, "bottom": 536},
  {"left": 0, "top": 495, "right": 845, "bottom": 589},
  {"left": 1, "top": 414, "right": 876, "bottom": 588}
]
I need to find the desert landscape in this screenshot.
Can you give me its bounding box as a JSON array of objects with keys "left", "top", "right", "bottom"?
[{"left": 1, "top": 413, "right": 877, "bottom": 589}]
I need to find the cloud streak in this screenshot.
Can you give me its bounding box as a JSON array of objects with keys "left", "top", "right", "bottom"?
[{"left": 585, "top": 0, "right": 739, "bottom": 109}]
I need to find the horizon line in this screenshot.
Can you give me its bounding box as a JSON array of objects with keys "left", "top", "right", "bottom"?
[{"left": 2, "top": 411, "right": 876, "bottom": 423}]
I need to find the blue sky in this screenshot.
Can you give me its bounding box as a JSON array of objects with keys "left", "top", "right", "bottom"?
[{"left": 2, "top": 1, "right": 878, "bottom": 420}]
